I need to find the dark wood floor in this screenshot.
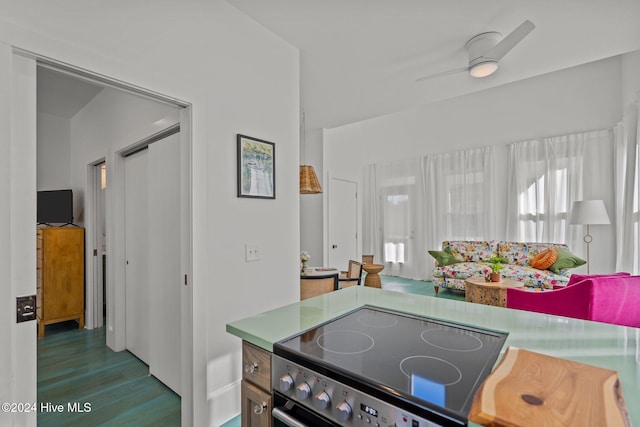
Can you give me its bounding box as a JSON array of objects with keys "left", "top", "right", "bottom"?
[{"left": 38, "top": 321, "right": 180, "bottom": 426}]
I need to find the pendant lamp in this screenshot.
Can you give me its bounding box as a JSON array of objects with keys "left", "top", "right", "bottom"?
[{"left": 299, "top": 111, "right": 322, "bottom": 194}]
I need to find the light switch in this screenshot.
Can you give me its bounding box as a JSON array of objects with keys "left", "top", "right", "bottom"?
[{"left": 245, "top": 243, "right": 260, "bottom": 262}]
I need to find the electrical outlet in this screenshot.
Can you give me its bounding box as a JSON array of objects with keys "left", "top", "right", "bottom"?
[{"left": 245, "top": 243, "right": 260, "bottom": 262}]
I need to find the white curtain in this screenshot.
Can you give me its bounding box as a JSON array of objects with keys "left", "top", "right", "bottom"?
[
  {"left": 424, "top": 147, "right": 497, "bottom": 244},
  {"left": 362, "top": 164, "right": 381, "bottom": 262},
  {"left": 367, "top": 158, "right": 427, "bottom": 279},
  {"left": 362, "top": 147, "right": 496, "bottom": 280},
  {"left": 614, "top": 96, "right": 640, "bottom": 274},
  {"left": 506, "top": 130, "right": 613, "bottom": 256}
]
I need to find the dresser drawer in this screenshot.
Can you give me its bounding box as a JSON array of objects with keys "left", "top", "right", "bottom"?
[{"left": 242, "top": 341, "right": 271, "bottom": 391}]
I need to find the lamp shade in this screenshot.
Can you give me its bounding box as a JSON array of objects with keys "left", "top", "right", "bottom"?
[
  {"left": 570, "top": 200, "right": 610, "bottom": 225},
  {"left": 300, "top": 165, "right": 322, "bottom": 194}
]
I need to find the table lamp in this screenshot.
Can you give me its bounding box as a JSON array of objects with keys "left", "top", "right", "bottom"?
[{"left": 569, "top": 200, "right": 610, "bottom": 274}]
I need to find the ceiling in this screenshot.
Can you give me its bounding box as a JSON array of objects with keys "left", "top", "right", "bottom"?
[
  {"left": 227, "top": 0, "right": 640, "bottom": 130},
  {"left": 28, "top": 1, "right": 640, "bottom": 129},
  {"left": 37, "top": 67, "right": 104, "bottom": 119}
]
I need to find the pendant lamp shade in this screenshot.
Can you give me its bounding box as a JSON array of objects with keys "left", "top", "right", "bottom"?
[
  {"left": 299, "top": 111, "right": 322, "bottom": 194},
  {"left": 300, "top": 165, "right": 322, "bottom": 194}
]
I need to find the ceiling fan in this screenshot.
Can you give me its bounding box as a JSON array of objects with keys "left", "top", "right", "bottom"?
[{"left": 416, "top": 20, "right": 535, "bottom": 82}]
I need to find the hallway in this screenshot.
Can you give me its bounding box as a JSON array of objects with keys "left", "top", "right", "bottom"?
[{"left": 38, "top": 321, "right": 180, "bottom": 426}]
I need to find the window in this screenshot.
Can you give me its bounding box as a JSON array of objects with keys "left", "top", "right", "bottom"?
[
  {"left": 517, "top": 166, "right": 568, "bottom": 242},
  {"left": 382, "top": 190, "right": 409, "bottom": 263},
  {"left": 507, "top": 135, "right": 589, "bottom": 244},
  {"left": 446, "top": 170, "right": 487, "bottom": 240}
]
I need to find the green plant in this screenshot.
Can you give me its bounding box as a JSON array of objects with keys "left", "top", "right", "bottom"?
[{"left": 488, "top": 256, "right": 508, "bottom": 274}]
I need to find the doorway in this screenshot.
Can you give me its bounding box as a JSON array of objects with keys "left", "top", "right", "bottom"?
[
  {"left": 32, "top": 54, "right": 192, "bottom": 422},
  {"left": 327, "top": 173, "right": 358, "bottom": 269}
]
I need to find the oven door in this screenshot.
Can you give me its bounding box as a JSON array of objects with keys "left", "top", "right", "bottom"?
[{"left": 272, "top": 392, "right": 339, "bottom": 427}]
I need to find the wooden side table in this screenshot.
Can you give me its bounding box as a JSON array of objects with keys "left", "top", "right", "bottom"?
[
  {"left": 464, "top": 276, "right": 524, "bottom": 308},
  {"left": 362, "top": 264, "right": 384, "bottom": 288}
]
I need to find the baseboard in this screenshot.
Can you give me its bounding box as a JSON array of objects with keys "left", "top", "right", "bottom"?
[{"left": 208, "top": 379, "right": 241, "bottom": 426}]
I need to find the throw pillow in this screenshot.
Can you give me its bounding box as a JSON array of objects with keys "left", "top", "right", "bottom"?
[
  {"left": 530, "top": 248, "right": 558, "bottom": 270},
  {"left": 548, "top": 248, "right": 586, "bottom": 274},
  {"left": 428, "top": 247, "right": 462, "bottom": 267}
]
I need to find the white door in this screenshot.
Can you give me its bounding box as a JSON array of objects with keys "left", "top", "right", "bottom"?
[
  {"left": 148, "top": 133, "right": 182, "bottom": 394},
  {"left": 328, "top": 175, "right": 358, "bottom": 269},
  {"left": 124, "top": 149, "right": 150, "bottom": 363}
]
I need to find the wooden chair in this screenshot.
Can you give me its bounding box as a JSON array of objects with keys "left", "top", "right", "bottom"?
[
  {"left": 339, "top": 260, "right": 362, "bottom": 289},
  {"left": 362, "top": 254, "right": 374, "bottom": 265},
  {"left": 300, "top": 273, "right": 339, "bottom": 300}
]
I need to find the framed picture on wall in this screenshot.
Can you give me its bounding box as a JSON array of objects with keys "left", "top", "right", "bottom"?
[{"left": 237, "top": 134, "right": 276, "bottom": 199}]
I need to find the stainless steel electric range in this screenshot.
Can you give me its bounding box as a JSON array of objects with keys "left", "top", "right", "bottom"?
[{"left": 272, "top": 306, "right": 508, "bottom": 427}]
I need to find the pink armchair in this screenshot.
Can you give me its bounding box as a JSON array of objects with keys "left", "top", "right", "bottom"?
[{"left": 506, "top": 273, "right": 640, "bottom": 328}]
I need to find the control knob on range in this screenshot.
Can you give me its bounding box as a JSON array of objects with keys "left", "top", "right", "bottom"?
[
  {"left": 336, "top": 401, "right": 352, "bottom": 422},
  {"left": 314, "top": 391, "right": 331, "bottom": 410},
  {"left": 278, "top": 374, "right": 294, "bottom": 392},
  {"left": 295, "top": 382, "right": 312, "bottom": 400}
]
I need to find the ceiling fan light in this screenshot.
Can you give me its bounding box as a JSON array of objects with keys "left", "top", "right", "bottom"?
[{"left": 469, "top": 60, "right": 498, "bottom": 78}]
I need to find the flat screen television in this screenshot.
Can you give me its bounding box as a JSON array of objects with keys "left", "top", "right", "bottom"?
[{"left": 37, "top": 189, "right": 73, "bottom": 225}]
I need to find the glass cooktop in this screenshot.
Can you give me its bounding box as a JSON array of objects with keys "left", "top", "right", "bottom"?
[{"left": 274, "top": 306, "right": 508, "bottom": 418}]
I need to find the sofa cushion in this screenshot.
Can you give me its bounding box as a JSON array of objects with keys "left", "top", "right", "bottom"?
[
  {"left": 432, "top": 262, "right": 569, "bottom": 289},
  {"left": 530, "top": 248, "right": 558, "bottom": 270},
  {"left": 501, "top": 264, "right": 568, "bottom": 289},
  {"left": 428, "top": 247, "right": 462, "bottom": 267},
  {"left": 443, "top": 241, "right": 497, "bottom": 262},
  {"left": 432, "top": 262, "right": 492, "bottom": 281},
  {"left": 498, "top": 242, "right": 568, "bottom": 267},
  {"left": 548, "top": 248, "right": 586, "bottom": 274}
]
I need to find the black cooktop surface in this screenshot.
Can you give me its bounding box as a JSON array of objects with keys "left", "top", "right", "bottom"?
[{"left": 274, "top": 306, "right": 508, "bottom": 419}]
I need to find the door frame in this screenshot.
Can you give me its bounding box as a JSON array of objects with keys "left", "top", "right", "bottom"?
[
  {"left": 324, "top": 171, "right": 359, "bottom": 267},
  {"left": 14, "top": 49, "right": 194, "bottom": 426},
  {"left": 86, "top": 160, "right": 106, "bottom": 330}
]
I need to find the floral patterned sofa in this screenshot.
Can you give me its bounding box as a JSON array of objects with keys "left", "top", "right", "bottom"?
[{"left": 431, "top": 241, "right": 572, "bottom": 294}]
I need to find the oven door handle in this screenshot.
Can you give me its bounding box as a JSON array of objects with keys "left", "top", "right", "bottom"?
[{"left": 272, "top": 406, "right": 311, "bottom": 427}]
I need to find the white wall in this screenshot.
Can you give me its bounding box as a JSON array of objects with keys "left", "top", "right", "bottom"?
[
  {"left": 0, "top": 2, "right": 299, "bottom": 426},
  {"left": 37, "top": 112, "right": 71, "bottom": 190},
  {"left": 300, "top": 128, "right": 324, "bottom": 265},
  {"left": 324, "top": 55, "right": 626, "bottom": 275},
  {"left": 621, "top": 49, "right": 640, "bottom": 106}
]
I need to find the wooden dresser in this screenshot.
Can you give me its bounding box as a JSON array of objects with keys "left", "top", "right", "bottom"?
[
  {"left": 36, "top": 227, "right": 85, "bottom": 337},
  {"left": 241, "top": 340, "right": 272, "bottom": 427}
]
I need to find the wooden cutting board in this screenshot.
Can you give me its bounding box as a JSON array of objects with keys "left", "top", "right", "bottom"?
[{"left": 469, "top": 347, "right": 631, "bottom": 426}]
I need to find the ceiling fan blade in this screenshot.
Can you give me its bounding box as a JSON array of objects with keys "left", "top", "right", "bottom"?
[
  {"left": 485, "top": 20, "right": 535, "bottom": 61},
  {"left": 415, "top": 66, "right": 468, "bottom": 83}
]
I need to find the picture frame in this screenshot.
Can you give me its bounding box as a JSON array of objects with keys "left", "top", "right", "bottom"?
[{"left": 237, "top": 134, "right": 276, "bottom": 199}]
